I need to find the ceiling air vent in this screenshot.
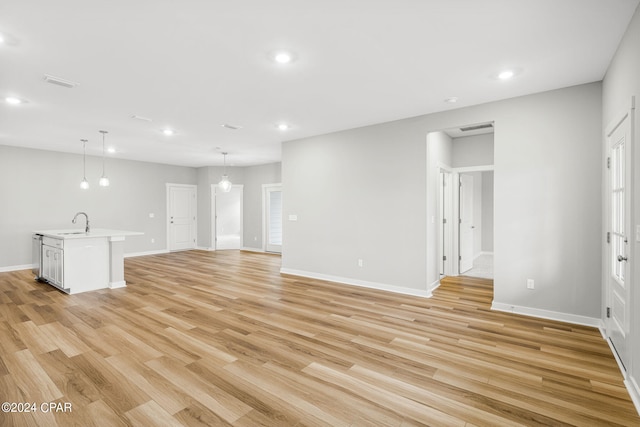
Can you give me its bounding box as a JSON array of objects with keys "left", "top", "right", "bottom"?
[
  {"left": 221, "top": 124, "right": 242, "bottom": 130},
  {"left": 131, "top": 115, "right": 153, "bottom": 122},
  {"left": 460, "top": 123, "right": 493, "bottom": 132},
  {"left": 43, "top": 74, "right": 79, "bottom": 88}
]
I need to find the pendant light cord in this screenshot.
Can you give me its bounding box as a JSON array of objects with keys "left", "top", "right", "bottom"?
[{"left": 81, "top": 139, "right": 87, "bottom": 178}]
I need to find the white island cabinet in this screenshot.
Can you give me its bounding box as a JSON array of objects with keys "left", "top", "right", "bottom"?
[{"left": 33, "top": 229, "right": 143, "bottom": 294}]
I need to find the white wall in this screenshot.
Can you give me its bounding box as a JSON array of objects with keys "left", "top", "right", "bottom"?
[
  {"left": 602, "top": 2, "right": 640, "bottom": 407},
  {"left": 452, "top": 133, "right": 494, "bottom": 168},
  {"left": 0, "top": 145, "right": 197, "bottom": 268},
  {"left": 283, "top": 119, "right": 430, "bottom": 295},
  {"left": 426, "top": 131, "right": 453, "bottom": 288},
  {"left": 283, "top": 82, "right": 602, "bottom": 320},
  {"left": 481, "top": 171, "right": 494, "bottom": 252}
]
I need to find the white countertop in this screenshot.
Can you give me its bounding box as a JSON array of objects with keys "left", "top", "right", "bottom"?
[{"left": 34, "top": 228, "right": 144, "bottom": 239}]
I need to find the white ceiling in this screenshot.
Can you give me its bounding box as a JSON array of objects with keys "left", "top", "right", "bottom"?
[{"left": 1, "top": 0, "right": 638, "bottom": 167}]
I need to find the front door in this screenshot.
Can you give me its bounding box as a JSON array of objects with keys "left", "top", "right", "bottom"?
[
  {"left": 459, "top": 173, "right": 474, "bottom": 274},
  {"left": 167, "top": 184, "right": 197, "bottom": 251},
  {"left": 607, "top": 105, "right": 633, "bottom": 369}
]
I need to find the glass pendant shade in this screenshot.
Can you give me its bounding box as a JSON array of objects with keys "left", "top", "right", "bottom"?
[
  {"left": 80, "top": 178, "right": 89, "bottom": 190},
  {"left": 218, "top": 152, "right": 232, "bottom": 192},
  {"left": 99, "top": 130, "right": 110, "bottom": 187},
  {"left": 218, "top": 175, "right": 232, "bottom": 192}
]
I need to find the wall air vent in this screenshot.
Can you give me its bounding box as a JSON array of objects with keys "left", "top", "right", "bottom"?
[
  {"left": 221, "top": 124, "right": 242, "bottom": 130},
  {"left": 43, "top": 74, "right": 79, "bottom": 88},
  {"left": 460, "top": 123, "right": 493, "bottom": 132}
]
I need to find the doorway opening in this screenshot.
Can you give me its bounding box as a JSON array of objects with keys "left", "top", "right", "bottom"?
[
  {"left": 211, "top": 184, "right": 243, "bottom": 250},
  {"left": 458, "top": 170, "right": 494, "bottom": 279},
  {"left": 428, "top": 121, "right": 494, "bottom": 292}
]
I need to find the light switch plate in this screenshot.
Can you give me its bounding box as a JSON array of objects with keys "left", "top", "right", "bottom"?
[{"left": 288, "top": 214, "right": 298, "bottom": 221}]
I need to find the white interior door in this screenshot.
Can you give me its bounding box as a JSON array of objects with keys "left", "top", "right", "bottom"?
[
  {"left": 167, "top": 184, "right": 197, "bottom": 251},
  {"left": 607, "top": 107, "right": 632, "bottom": 370},
  {"left": 264, "top": 185, "right": 282, "bottom": 253},
  {"left": 214, "top": 185, "right": 243, "bottom": 250},
  {"left": 459, "top": 174, "right": 474, "bottom": 274}
]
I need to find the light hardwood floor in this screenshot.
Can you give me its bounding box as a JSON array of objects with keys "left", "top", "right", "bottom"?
[{"left": 1, "top": 250, "right": 638, "bottom": 426}]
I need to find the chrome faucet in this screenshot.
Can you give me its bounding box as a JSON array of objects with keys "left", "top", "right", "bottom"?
[{"left": 72, "top": 212, "right": 90, "bottom": 233}]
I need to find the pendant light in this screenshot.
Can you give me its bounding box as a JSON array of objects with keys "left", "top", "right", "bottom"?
[
  {"left": 218, "top": 152, "right": 232, "bottom": 192},
  {"left": 98, "top": 130, "right": 110, "bottom": 187},
  {"left": 80, "top": 139, "right": 89, "bottom": 190}
]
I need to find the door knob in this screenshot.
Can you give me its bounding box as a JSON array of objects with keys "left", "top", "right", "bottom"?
[{"left": 618, "top": 255, "right": 628, "bottom": 262}]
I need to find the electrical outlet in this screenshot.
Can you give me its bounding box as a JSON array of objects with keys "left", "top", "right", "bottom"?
[
  {"left": 151, "top": 238, "right": 155, "bottom": 244},
  {"left": 358, "top": 259, "right": 363, "bottom": 267},
  {"left": 527, "top": 279, "right": 534, "bottom": 290}
]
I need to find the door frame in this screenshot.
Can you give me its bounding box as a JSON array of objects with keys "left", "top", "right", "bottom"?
[
  {"left": 603, "top": 96, "right": 635, "bottom": 374},
  {"left": 211, "top": 184, "right": 244, "bottom": 250},
  {"left": 166, "top": 183, "right": 197, "bottom": 251},
  {"left": 262, "top": 183, "right": 283, "bottom": 253},
  {"left": 437, "top": 166, "right": 454, "bottom": 277}
]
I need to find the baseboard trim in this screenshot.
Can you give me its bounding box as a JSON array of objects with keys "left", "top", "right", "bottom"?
[
  {"left": 0, "top": 264, "right": 33, "bottom": 272},
  {"left": 108, "top": 280, "right": 127, "bottom": 289},
  {"left": 491, "top": 301, "right": 601, "bottom": 328},
  {"left": 241, "top": 247, "right": 266, "bottom": 253},
  {"left": 602, "top": 331, "right": 640, "bottom": 416},
  {"left": 429, "top": 279, "right": 441, "bottom": 293},
  {"left": 628, "top": 376, "right": 640, "bottom": 416},
  {"left": 124, "top": 249, "right": 170, "bottom": 258},
  {"left": 280, "top": 268, "right": 433, "bottom": 298}
]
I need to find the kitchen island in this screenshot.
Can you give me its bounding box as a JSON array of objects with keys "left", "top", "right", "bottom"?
[{"left": 33, "top": 228, "right": 143, "bottom": 294}]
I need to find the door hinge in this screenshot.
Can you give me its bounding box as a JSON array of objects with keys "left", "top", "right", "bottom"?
[
  {"left": 606, "top": 307, "right": 611, "bottom": 318},
  {"left": 459, "top": 255, "right": 462, "bottom": 261},
  {"left": 443, "top": 255, "right": 447, "bottom": 261},
  {"left": 459, "top": 218, "right": 462, "bottom": 224},
  {"left": 607, "top": 157, "right": 611, "bottom": 169},
  {"left": 607, "top": 232, "right": 611, "bottom": 244},
  {"left": 443, "top": 218, "right": 447, "bottom": 224}
]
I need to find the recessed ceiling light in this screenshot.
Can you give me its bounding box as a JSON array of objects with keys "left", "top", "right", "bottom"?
[
  {"left": 162, "top": 128, "right": 175, "bottom": 136},
  {"left": 277, "top": 123, "right": 290, "bottom": 131},
  {"left": 444, "top": 97, "right": 458, "bottom": 103},
  {"left": 270, "top": 50, "right": 297, "bottom": 64},
  {"left": 5, "top": 96, "right": 24, "bottom": 105},
  {"left": 498, "top": 70, "right": 515, "bottom": 80}
]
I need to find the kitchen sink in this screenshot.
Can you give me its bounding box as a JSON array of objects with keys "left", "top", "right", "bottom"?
[{"left": 57, "top": 231, "right": 87, "bottom": 235}]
